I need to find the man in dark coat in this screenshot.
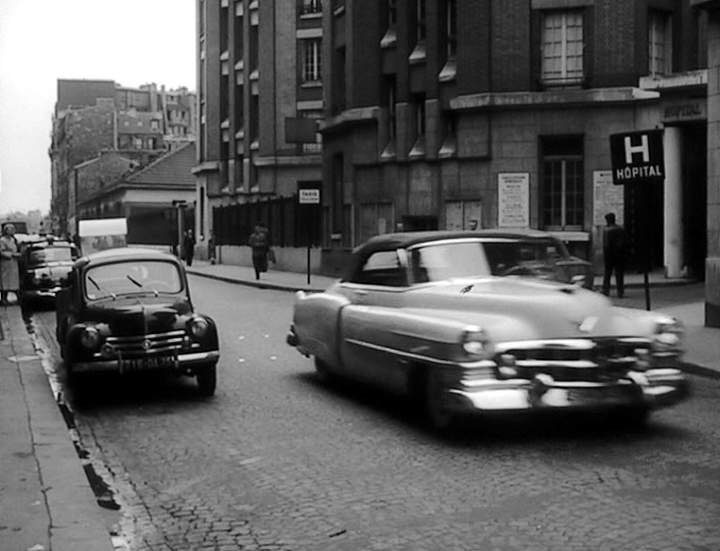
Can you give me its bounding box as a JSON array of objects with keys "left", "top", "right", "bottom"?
[
  {"left": 183, "top": 229, "right": 196, "bottom": 267},
  {"left": 248, "top": 224, "right": 270, "bottom": 280},
  {"left": 602, "top": 212, "right": 627, "bottom": 298}
]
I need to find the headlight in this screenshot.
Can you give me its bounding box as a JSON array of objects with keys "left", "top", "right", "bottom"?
[
  {"left": 461, "top": 328, "right": 493, "bottom": 359},
  {"left": 189, "top": 317, "right": 209, "bottom": 339},
  {"left": 653, "top": 318, "right": 684, "bottom": 349},
  {"left": 79, "top": 326, "right": 101, "bottom": 350}
]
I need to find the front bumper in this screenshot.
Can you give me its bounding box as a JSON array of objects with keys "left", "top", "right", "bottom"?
[
  {"left": 23, "top": 286, "right": 63, "bottom": 300},
  {"left": 444, "top": 368, "right": 689, "bottom": 414},
  {"left": 71, "top": 350, "right": 220, "bottom": 374}
]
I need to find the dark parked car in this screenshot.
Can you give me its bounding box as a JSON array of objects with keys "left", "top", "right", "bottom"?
[
  {"left": 55, "top": 247, "right": 220, "bottom": 395},
  {"left": 20, "top": 238, "right": 79, "bottom": 307}
]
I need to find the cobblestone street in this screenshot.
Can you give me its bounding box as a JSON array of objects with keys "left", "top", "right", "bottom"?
[{"left": 29, "top": 275, "right": 720, "bottom": 551}]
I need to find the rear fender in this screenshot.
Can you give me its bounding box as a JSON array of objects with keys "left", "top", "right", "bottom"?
[{"left": 293, "top": 290, "right": 349, "bottom": 368}]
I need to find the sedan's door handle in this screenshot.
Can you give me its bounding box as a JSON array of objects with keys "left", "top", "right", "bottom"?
[{"left": 353, "top": 290, "right": 368, "bottom": 296}]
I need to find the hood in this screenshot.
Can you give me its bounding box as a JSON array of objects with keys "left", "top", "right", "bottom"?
[
  {"left": 403, "top": 277, "right": 646, "bottom": 342},
  {"left": 83, "top": 295, "right": 192, "bottom": 336}
]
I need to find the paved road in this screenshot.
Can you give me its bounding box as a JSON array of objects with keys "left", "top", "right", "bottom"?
[{"left": 30, "top": 275, "right": 720, "bottom": 551}]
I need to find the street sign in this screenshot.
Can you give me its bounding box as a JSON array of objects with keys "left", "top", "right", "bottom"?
[
  {"left": 298, "top": 189, "right": 320, "bottom": 204},
  {"left": 610, "top": 129, "right": 665, "bottom": 186}
]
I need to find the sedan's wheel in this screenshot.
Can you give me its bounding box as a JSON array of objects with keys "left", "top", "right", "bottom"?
[
  {"left": 197, "top": 363, "right": 217, "bottom": 396},
  {"left": 425, "top": 370, "right": 455, "bottom": 433}
]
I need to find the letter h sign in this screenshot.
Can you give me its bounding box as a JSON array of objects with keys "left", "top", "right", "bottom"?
[{"left": 609, "top": 129, "right": 665, "bottom": 186}]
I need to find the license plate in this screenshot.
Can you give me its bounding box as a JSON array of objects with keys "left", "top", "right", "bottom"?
[{"left": 120, "top": 355, "right": 177, "bottom": 371}]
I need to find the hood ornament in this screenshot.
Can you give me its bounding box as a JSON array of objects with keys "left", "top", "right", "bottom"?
[{"left": 577, "top": 316, "right": 598, "bottom": 333}]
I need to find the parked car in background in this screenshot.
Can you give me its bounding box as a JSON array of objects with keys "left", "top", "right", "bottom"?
[
  {"left": 20, "top": 237, "right": 78, "bottom": 308},
  {"left": 287, "top": 231, "right": 688, "bottom": 431},
  {"left": 55, "top": 247, "right": 220, "bottom": 395},
  {"left": 479, "top": 230, "right": 594, "bottom": 289}
]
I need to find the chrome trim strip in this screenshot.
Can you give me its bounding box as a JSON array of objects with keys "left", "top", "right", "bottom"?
[
  {"left": 344, "top": 337, "right": 493, "bottom": 368},
  {"left": 106, "top": 330, "right": 186, "bottom": 342}
]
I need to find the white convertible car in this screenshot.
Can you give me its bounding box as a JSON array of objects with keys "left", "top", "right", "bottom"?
[{"left": 287, "top": 231, "right": 689, "bottom": 430}]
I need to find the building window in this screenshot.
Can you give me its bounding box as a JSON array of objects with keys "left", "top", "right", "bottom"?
[
  {"left": 388, "top": 0, "right": 397, "bottom": 27},
  {"left": 151, "top": 119, "right": 159, "bottom": 130},
  {"left": 381, "top": 75, "right": 396, "bottom": 159},
  {"left": 332, "top": 46, "right": 346, "bottom": 115},
  {"left": 409, "top": 93, "right": 426, "bottom": 158},
  {"left": 541, "top": 136, "right": 584, "bottom": 231},
  {"left": 444, "top": 0, "right": 457, "bottom": 59},
  {"left": 381, "top": 0, "right": 398, "bottom": 48},
  {"left": 301, "top": 0, "right": 322, "bottom": 15},
  {"left": 541, "top": 11, "right": 584, "bottom": 86},
  {"left": 649, "top": 10, "right": 672, "bottom": 77},
  {"left": 302, "top": 38, "right": 322, "bottom": 83},
  {"left": 416, "top": 0, "right": 426, "bottom": 42}
]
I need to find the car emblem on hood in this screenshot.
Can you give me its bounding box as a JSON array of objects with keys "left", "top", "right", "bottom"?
[
  {"left": 578, "top": 316, "right": 598, "bottom": 333},
  {"left": 143, "top": 339, "right": 152, "bottom": 351}
]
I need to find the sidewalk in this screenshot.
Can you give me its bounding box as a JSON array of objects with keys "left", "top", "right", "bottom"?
[
  {"left": 187, "top": 260, "right": 720, "bottom": 379},
  {"left": 0, "top": 303, "right": 114, "bottom": 551}
]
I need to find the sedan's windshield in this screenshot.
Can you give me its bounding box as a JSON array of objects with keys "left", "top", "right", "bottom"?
[
  {"left": 84, "top": 260, "right": 183, "bottom": 299},
  {"left": 409, "top": 241, "right": 492, "bottom": 283}
]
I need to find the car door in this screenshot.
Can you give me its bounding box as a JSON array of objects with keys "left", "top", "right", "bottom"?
[{"left": 336, "top": 249, "right": 412, "bottom": 391}]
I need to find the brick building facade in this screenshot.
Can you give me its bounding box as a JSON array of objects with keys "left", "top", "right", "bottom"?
[
  {"left": 193, "top": 0, "right": 325, "bottom": 270},
  {"left": 320, "top": 0, "right": 710, "bottom": 278}
]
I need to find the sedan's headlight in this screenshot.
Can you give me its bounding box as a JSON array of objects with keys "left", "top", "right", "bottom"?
[
  {"left": 653, "top": 318, "right": 684, "bottom": 350},
  {"left": 79, "top": 326, "right": 101, "bottom": 350},
  {"left": 189, "top": 316, "right": 209, "bottom": 339},
  {"left": 461, "top": 328, "right": 493, "bottom": 359}
]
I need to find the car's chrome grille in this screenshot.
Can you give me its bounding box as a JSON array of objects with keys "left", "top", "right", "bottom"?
[
  {"left": 495, "top": 337, "right": 651, "bottom": 382},
  {"left": 106, "top": 330, "right": 186, "bottom": 357}
]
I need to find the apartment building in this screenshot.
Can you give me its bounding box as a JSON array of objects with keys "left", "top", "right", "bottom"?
[
  {"left": 320, "top": 0, "right": 709, "bottom": 278},
  {"left": 193, "top": 0, "right": 324, "bottom": 268},
  {"left": 50, "top": 79, "right": 196, "bottom": 234}
]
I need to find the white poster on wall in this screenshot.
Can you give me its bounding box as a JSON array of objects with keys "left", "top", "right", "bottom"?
[
  {"left": 592, "top": 170, "right": 624, "bottom": 226},
  {"left": 498, "top": 173, "right": 530, "bottom": 228}
]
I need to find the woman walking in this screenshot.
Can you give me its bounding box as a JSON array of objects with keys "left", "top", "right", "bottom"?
[{"left": 0, "top": 224, "right": 21, "bottom": 305}]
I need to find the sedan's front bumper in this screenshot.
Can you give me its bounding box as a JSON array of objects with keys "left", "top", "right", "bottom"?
[
  {"left": 23, "top": 287, "right": 63, "bottom": 300},
  {"left": 444, "top": 368, "right": 689, "bottom": 414},
  {"left": 71, "top": 350, "right": 220, "bottom": 374}
]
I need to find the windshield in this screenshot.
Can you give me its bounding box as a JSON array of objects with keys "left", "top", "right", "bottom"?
[
  {"left": 409, "top": 240, "right": 492, "bottom": 283},
  {"left": 27, "top": 247, "right": 75, "bottom": 266},
  {"left": 482, "top": 238, "right": 566, "bottom": 275},
  {"left": 84, "top": 260, "right": 183, "bottom": 299}
]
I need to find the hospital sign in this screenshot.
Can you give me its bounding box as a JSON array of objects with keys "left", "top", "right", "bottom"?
[{"left": 609, "top": 129, "right": 665, "bottom": 185}]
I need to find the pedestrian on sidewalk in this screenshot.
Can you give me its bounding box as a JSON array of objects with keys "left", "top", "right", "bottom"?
[
  {"left": 0, "top": 223, "right": 21, "bottom": 305},
  {"left": 248, "top": 223, "right": 272, "bottom": 280},
  {"left": 208, "top": 230, "right": 217, "bottom": 265},
  {"left": 183, "top": 229, "right": 196, "bottom": 267},
  {"left": 602, "top": 212, "right": 627, "bottom": 298}
]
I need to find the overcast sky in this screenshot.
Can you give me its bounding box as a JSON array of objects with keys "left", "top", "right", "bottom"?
[{"left": 0, "top": 0, "right": 196, "bottom": 215}]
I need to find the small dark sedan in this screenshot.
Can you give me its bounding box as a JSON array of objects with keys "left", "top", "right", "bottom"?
[
  {"left": 55, "top": 247, "right": 220, "bottom": 395},
  {"left": 20, "top": 238, "right": 79, "bottom": 307}
]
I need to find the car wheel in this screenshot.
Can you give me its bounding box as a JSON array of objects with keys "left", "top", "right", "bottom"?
[
  {"left": 197, "top": 362, "right": 217, "bottom": 396},
  {"left": 424, "top": 370, "right": 455, "bottom": 433}
]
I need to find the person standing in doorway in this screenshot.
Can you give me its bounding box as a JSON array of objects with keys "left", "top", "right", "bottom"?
[
  {"left": 0, "top": 224, "right": 21, "bottom": 305},
  {"left": 183, "top": 229, "right": 196, "bottom": 267},
  {"left": 602, "top": 212, "right": 627, "bottom": 298},
  {"left": 248, "top": 223, "right": 271, "bottom": 280}
]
